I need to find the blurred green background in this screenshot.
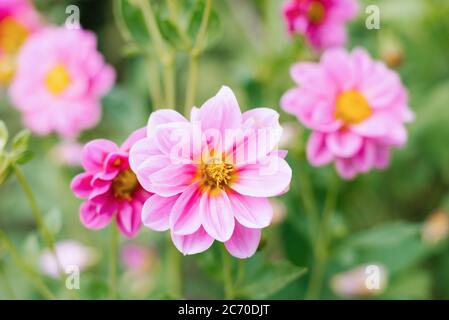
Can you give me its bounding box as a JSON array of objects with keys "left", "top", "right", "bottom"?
[{"left": 1, "top": 0, "right": 449, "bottom": 299}]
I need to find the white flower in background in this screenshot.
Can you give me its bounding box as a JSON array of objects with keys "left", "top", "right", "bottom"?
[
  {"left": 278, "top": 121, "right": 301, "bottom": 150},
  {"left": 39, "top": 240, "right": 98, "bottom": 278},
  {"left": 331, "top": 264, "right": 388, "bottom": 298},
  {"left": 269, "top": 199, "right": 287, "bottom": 225},
  {"left": 50, "top": 140, "right": 83, "bottom": 167},
  {"left": 421, "top": 210, "right": 449, "bottom": 245}
]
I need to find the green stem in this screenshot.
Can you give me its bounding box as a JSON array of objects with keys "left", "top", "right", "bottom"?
[
  {"left": 0, "top": 264, "right": 16, "bottom": 299},
  {"left": 109, "top": 223, "right": 119, "bottom": 300},
  {"left": 296, "top": 166, "right": 319, "bottom": 236},
  {"left": 167, "top": 241, "right": 182, "bottom": 298},
  {"left": 145, "top": 57, "right": 164, "bottom": 109},
  {"left": 306, "top": 173, "right": 339, "bottom": 300},
  {"left": 184, "top": 54, "right": 198, "bottom": 114},
  {"left": 0, "top": 230, "right": 55, "bottom": 299},
  {"left": 184, "top": 0, "right": 212, "bottom": 115},
  {"left": 166, "top": 0, "right": 179, "bottom": 21},
  {"left": 222, "top": 248, "right": 234, "bottom": 299},
  {"left": 164, "top": 56, "right": 176, "bottom": 109}
]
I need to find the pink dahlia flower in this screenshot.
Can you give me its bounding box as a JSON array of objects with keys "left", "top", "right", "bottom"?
[
  {"left": 283, "top": 0, "right": 358, "bottom": 50},
  {"left": 129, "top": 86, "right": 292, "bottom": 258},
  {"left": 10, "top": 27, "right": 115, "bottom": 138},
  {"left": 71, "top": 129, "right": 151, "bottom": 238},
  {"left": 0, "top": 0, "right": 42, "bottom": 85},
  {"left": 281, "top": 48, "right": 414, "bottom": 179}
]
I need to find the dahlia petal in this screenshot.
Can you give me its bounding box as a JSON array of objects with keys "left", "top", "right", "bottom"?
[
  {"left": 149, "top": 164, "right": 196, "bottom": 197},
  {"left": 326, "top": 130, "right": 363, "bottom": 158},
  {"left": 71, "top": 173, "right": 94, "bottom": 198},
  {"left": 82, "top": 139, "right": 118, "bottom": 172},
  {"left": 121, "top": 127, "right": 146, "bottom": 151},
  {"left": 198, "top": 86, "right": 242, "bottom": 134},
  {"left": 322, "top": 48, "right": 355, "bottom": 91},
  {"left": 133, "top": 155, "right": 172, "bottom": 192},
  {"left": 141, "top": 194, "right": 178, "bottom": 231},
  {"left": 229, "top": 193, "right": 273, "bottom": 229},
  {"left": 147, "top": 109, "right": 187, "bottom": 137},
  {"left": 335, "top": 158, "right": 357, "bottom": 180},
  {"left": 224, "top": 222, "right": 261, "bottom": 259},
  {"left": 374, "top": 145, "right": 391, "bottom": 169},
  {"left": 129, "top": 137, "right": 161, "bottom": 173},
  {"left": 307, "top": 132, "right": 334, "bottom": 166},
  {"left": 171, "top": 227, "right": 214, "bottom": 255},
  {"left": 200, "top": 190, "right": 235, "bottom": 242},
  {"left": 116, "top": 201, "right": 141, "bottom": 238},
  {"left": 232, "top": 156, "right": 292, "bottom": 197},
  {"left": 80, "top": 201, "right": 113, "bottom": 229},
  {"left": 170, "top": 183, "right": 202, "bottom": 235},
  {"left": 154, "top": 121, "right": 193, "bottom": 157}
]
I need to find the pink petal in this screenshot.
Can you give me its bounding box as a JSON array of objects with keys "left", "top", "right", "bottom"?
[
  {"left": 80, "top": 201, "right": 113, "bottom": 229},
  {"left": 326, "top": 130, "right": 363, "bottom": 158},
  {"left": 307, "top": 132, "right": 334, "bottom": 166},
  {"left": 335, "top": 158, "right": 357, "bottom": 180},
  {"left": 171, "top": 227, "right": 214, "bottom": 255},
  {"left": 121, "top": 127, "right": 147, "bottom": 151},
  {"left": 170, "top": 183, "right": 203, "bottom": 235},
  {"left": 149, "top": 164, "right": 196, "bottom": 197},
  {"left": 198, "top": 86, "right": 242, "bottom": 134},
  {"left": 224, "top": 222, "right": 261, "bottom": 259},
  {"left": 229, "top": 192, "right": 272, "bottom": 229},
  {"left": 82, "top": 139, "right": 118, "bottom": 172},
  {"left": 147, "top": 109, "right": 188, "bottom": 137},
  {"left": 71, "top": 173, "right": 94, "bottom": 198},
  {"left": 289, "top": 63, "right": 337, "bottom": 97},
  {"left": 200, "top": 190, "right": 235, "bottom": 242},
  {"left": 321, "top": 48, "right": 355, "bottom": 91},
  {"left": 116, "top": 201, "right": 142, "bottom": 238},
  {"left": 231, "top": 156, "right": 292, "bottom": 197},
  {"left": 374, "top": 144, "right": 391, "bottom": 169},
  {"left": 141, "top": 194, "right": 178, "bottom": 231},
  {"left": 153, "top": 121, "right": 193, "bottom": 157},
  {"left": 132, "top": 155, "right": 172, "bottom": 192},
  {"left": 129, "top": 137, "right": 161, "bottom": 174}
]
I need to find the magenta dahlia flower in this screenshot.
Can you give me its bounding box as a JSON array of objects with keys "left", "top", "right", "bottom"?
[
  {"left": 281, "top": 48, "right": 414, "bottom": 179},
  {"left": 71, "top": 129, "right": 151, "bottom": 238},
  {"left": 0, "top": 0, "right": 42, "bottom": 85},
  {"left": 129, "top": 86, "right": 292, "bottom": 258},
  {"left": 283, "top": 0, "right": 358, "bottom": 51},
  {"left": 10, "top": 27, "right": 115, "bottom": 138}
]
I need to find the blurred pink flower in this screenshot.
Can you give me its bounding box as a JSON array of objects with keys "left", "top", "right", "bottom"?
[
  {"left": 39, "top": 240, "right": 98, "bottom": 278},
  {"left": 281, "top": 48, "right": 414, "bottom": 179},
  {"left": 10, "top": 27, "right": 115, "bottom": 138},
  {"left": 51, "top": 139, "right": 84, "bottom": 167},
  {"left": 130, "top": 86, "right": 292, "bottom": 258},
  {"left": 71, "top": 128, "right": 151, "bottom": 238},
  {"left": 283, "top": 0, "right": 358, "bottom": 50},
  {"left": 121, "top": 243, "right": 157, "bottom": 272},
  {"left": 0, "top": 0, "right": 42, "bottom": 85}
]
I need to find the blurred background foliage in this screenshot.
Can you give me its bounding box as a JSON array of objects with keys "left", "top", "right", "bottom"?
[{"left": 1, "top": 0, "right": 449, "bottom": 299}]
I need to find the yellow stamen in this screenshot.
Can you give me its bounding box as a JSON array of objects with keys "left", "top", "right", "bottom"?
[
  {"left": 45, "top": 64, "right": 71, "bottom": 95},
  {"left": 335, "top": 90, "right": 372, "bottom": 125},
  {"left": 0, "top": 17, "right": 29, "bottom": 54},
  {"left": 307, "top": 1, "right": 326, "bottom": 24},
  {"left": 197, "top": 152, "right": 236, "bottom": 195},
  {"left": 111, "top": 169, "right": 138, "bottom": 201}
]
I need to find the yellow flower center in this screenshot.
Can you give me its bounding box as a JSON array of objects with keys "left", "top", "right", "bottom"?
[
  {"left": 45, "top": 64, "right": 71, "bottom": 95},
  {"left": 335, "top": 90, "right": 372, "bottom": 125},
  {"left": 198, "top": 152, "right": 235, "bottom": 195},
  {"left": 0, "top": 17, "right": 29, "bottom": 54},
  {"left": 111, "top": 169, "right": 138, "bottom": 201},
  {"left": 0, "top": 54, "right": 15, "bottom": 85},
  {"left": 307, "top": 1, "right": 325, "bottom": 24}
]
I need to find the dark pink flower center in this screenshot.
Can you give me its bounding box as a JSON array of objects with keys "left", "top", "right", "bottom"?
[{"left": 111, "top": 168, "right": 138, "bottom": 201}]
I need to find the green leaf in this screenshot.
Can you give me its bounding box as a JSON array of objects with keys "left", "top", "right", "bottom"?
[
  {"left": 116, "top": 0, "right": 150, "bottom": 43},
  {"left": 14, "top": 150, "right": 33, "bottom": 165},
  {"left": 340, "top": 222, "right": 420, "bottom": 249},
  {"left": 187, "top": 0, "right": 205, "bottom": 39},
  {"left": 0, "top": 121, "right": 8, "bottom": 151},
  {"left": 12, "top": 130, "right": 30, "bottom": 155},
  {"left": 0, "top": 157, "right": 11, "bottom": 185},
  {"left": 240, "top": 261, "right": 307, "bottom": 299},
  {"left": 157, "top": 17, "right": 190, "bottom": 50}
]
